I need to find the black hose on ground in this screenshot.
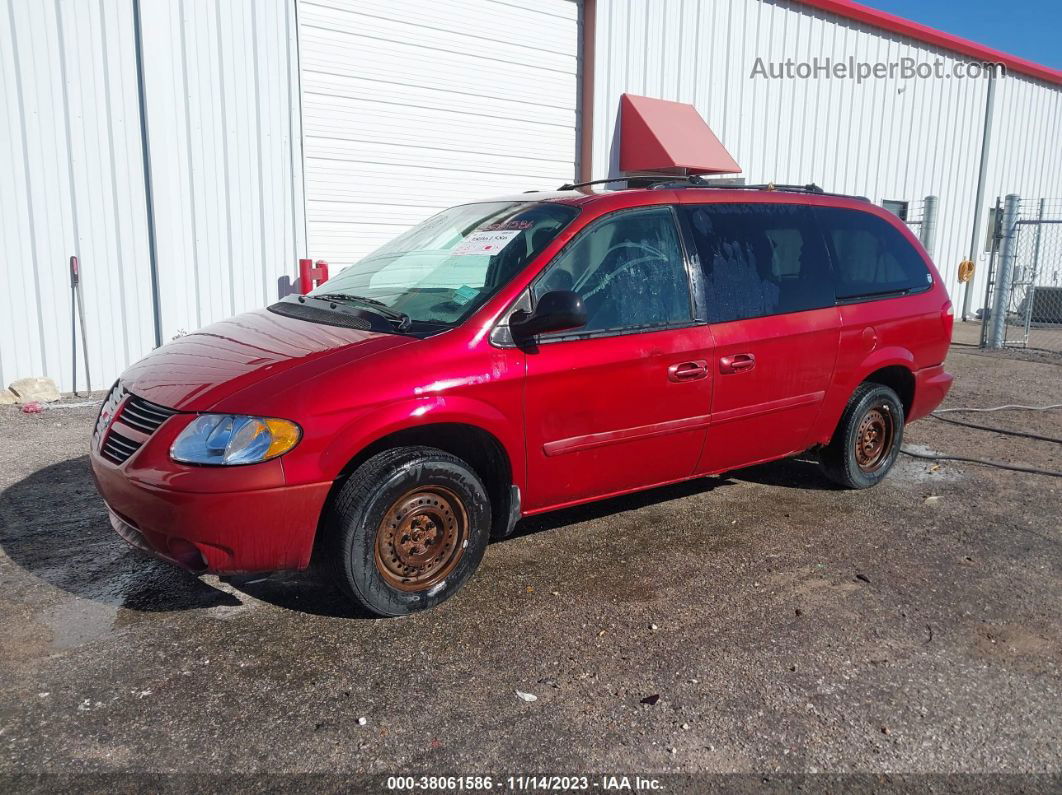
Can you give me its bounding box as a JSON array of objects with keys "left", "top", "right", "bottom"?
[
  {"left": 904, "top": 403, "right": 1062, "bottom": 478},
  {"left": 900, "top": 447, "right": 1062, "bottom": 478},
  {"left": 929, "top": 413, "right": 1062, "bottom": 445}
]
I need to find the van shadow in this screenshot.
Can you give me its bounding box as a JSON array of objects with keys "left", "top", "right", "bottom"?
[
  {"left": 726, "top": 454, "right": 841, "bottom": 491},
  {"left": 0, "top": 453, "right": 835, "bottom": 618},
  {"left": 503, "top": 475, "right": 734, "bottom": 541},
  {"left": 0, "top": 456, "right": 241, "bottom": 612},
  {"left": 501, "top": 454, "right": 834, "bottom": 543}
]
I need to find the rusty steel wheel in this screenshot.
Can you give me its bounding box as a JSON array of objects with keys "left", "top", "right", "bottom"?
[
  {"left": 373, "top": 486, "right": 469, "bottom": 592},
  {"left": 854, "top": 404, "right": 896, "bottom": 473},
  {"left": 821, "top": 383, "right": 905, "bottom": 489},
  {"left": 327, "top": 446, "right": 491, "bottom": 616}
]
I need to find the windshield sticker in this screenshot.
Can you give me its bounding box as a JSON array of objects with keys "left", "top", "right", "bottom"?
[
  {"left": 452, "top": 230, "right": 521, "bottom": 257},
  {"left": 452, "top": 285, "right": 481, "bottom": 306},
  {"left": 478, "top": 219, "right": 533, "bottom": 231}
]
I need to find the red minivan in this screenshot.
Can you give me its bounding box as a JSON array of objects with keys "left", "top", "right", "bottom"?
[{"left": 90, "top": 181, "right": 954, "bottom": 615}]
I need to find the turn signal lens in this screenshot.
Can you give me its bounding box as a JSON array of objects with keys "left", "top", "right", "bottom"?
[
  {"left": 264, "top": 418, "right": 301, "bottom": 459},
  {"left": 170, "top": 414, "right": 301, "bottom": 466}
]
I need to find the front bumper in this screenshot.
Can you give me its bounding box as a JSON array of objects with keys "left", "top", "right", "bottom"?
[{"left": 91, "top": 454, "right": 332, "bottom": 574}]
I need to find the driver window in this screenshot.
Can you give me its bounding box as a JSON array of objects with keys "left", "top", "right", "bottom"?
[{"left": 532, "top": 207, "right": 691, "bottom": 336}]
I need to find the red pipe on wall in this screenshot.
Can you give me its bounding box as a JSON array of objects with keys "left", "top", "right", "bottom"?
[{"left": 298, "top": 259, "right": 329, "bottom": 294}]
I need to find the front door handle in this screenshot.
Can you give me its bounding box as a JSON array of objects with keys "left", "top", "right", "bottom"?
[
  {"left": 668, "top": 360, "right": 708, "bottom": 382},
  {"left": 719, "top": 353, "right": 756, "bottom": 374}
]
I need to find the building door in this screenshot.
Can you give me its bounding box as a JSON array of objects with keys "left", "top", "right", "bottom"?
[{"left": 298, "top": 0, "right": 580, "bottom": 266}]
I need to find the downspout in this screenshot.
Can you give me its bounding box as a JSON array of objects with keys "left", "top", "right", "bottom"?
[
  {"left": 961, "top": 73, "right": 996, "bottom": 320},
  {"left": 132, "top": 0, "right": 163, "bottom": 347},
  {"left": 291, "top": 0, "right": 309, "bottom": 255},
  {"left": 577, "top": 0, "right": 596, "bottom": 183}
]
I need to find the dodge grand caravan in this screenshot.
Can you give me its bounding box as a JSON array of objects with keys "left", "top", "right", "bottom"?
[{"left": 90, "top": 180, "right": 954, "bottom": 615}]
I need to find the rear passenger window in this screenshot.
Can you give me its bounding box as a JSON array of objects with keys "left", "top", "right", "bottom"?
[
  {"left": 815, "top": 207, "right": 932, "bottom": 300},
  {"left": 681, "top": 204, "right": 834, "bottom": 323}
]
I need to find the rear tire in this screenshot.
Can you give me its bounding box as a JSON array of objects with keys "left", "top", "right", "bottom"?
[
  {"left": 323, "top": 446, "right": 491, "bottom": 616},
  {"left": 820, "top": 383, "right": 904, "bottom": 489}
]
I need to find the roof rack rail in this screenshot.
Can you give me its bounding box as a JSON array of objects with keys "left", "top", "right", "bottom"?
[
  {"left": 649, "top": 175, "right": 870, "bottom": 201},
  {"left": 557, "top": 175, "right": 869, "bottom": 202},
  {"left": 557, "top": 176, "right": 676, "bottom": 191}
]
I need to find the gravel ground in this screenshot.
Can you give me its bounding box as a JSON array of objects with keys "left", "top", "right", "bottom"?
[{"left": 1, "top": 323, "right": 1060, "bottom": 789}]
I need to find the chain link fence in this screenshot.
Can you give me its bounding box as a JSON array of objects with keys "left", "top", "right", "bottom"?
[{"left": 980, "top": 196, "right": 1062, "bottom": 353}]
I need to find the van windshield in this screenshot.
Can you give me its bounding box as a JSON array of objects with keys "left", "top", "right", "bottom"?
[{"left": 311, "top": 201, "right": 579, "bottom": 328}]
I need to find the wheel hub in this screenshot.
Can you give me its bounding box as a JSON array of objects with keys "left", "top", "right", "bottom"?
[
  {"left": 374, "top": 487, "right": 468, "bottom": 592},
  {"left": 854, "top": 405, "right": 894, "bottom": 473}
]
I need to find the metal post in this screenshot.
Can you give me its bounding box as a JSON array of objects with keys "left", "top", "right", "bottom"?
[
  {"left": 133, "top": 0, "right": 163, "bottom": 348},
  {"left": 69, "top": 256, "right": 91, "bottom": 394},
  {"left": 962, "top": 74, "right": 996, "bottom": 320},
  {"left": 919, "top": 195, "right": 938, "bottom": 256},
  {"left": 979, "top": 197, "right": 1001, "bottom": 348},
  {"left": 987, "top": 194, "right": 1021, "bottom": 348}
]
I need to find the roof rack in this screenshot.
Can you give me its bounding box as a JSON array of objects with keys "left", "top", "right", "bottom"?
[
  {"left": 557, "top": 176, "right": 673, "bottom": 191},
  {"left": 557, "top": 174, "right": 869, "bottom": 202},
  {"left": 651, "top": 175, "right": 870, "bottom": 201}
]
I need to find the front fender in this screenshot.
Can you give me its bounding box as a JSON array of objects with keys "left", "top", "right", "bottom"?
[{"left": 316, "top": 395, "right": 525, "bottom": 489}]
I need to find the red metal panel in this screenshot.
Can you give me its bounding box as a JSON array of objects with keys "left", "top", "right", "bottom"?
[{"left": 619, "top": 93, "right": 742, "bottom": 175}]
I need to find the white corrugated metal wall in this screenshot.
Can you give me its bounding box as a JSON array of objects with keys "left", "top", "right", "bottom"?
[
  {"left": 4, "top": 0, "right": 1061, "bottom": 396},
  {"left": 1, "top": 0, "right": 156, "bottom": 394},
  {"left": 140, "top": 0, "right": 306, "bottom": 341},
  {"left": 0, "top": 0, "right": 304, "bottom": 393},
  {"left": 591, "top": 0, "right": 1062, "bottom": 310}
]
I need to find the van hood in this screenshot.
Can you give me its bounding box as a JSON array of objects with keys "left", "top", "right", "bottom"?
[{"left": 119, "top": 307, "right": 414, "bottom": 411}]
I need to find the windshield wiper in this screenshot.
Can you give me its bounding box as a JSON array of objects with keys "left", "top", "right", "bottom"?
[{"left": 309, "top": 293, "right": 412, "bottom": 331}]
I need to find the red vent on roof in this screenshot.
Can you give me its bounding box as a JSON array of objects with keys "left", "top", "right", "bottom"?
[{"left": 619, "top": 93, "right": 741, "bottom": 176}]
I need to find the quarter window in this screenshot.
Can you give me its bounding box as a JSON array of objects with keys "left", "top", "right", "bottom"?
[
  {"left": 815, "top": 207, "right": 932, "bottom": 300},
  {"left": 532, "top": 207, "right": 692, "bottom": 336},
  {"left": 681, "top": 203, "right": 834, "bottom": 323}
]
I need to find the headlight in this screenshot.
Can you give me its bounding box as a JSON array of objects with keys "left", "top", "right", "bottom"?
[{"left": 170, "top": 414, "right": 301, "bottom": 465}]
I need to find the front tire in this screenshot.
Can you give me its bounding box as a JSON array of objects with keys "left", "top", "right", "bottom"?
[
  {"left": 323, "top": 446, "right": 491, "bottom": 616},
  {"left": 820, "top": 383, "right": 904, "bottom": 489}
]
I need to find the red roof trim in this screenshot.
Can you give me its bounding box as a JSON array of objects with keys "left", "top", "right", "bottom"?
[{"left": 794, "top": 0, "right": 1062, "bottom": 86}]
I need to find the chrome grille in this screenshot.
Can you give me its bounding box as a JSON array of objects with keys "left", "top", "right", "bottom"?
[
  {"left": 94, "top": 387, "right": 178, "bottom": 466},
  {"left": 118, "top": 394, "right": 178, "bottom": 434},
  {"left": 100, "top": 430, "right": 143, "bottom": 465},
  {"left": 94, "top": 381, "right": 126, "bottom": 446}
]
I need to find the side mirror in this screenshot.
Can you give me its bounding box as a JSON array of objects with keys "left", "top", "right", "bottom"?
[{"left": 510, "top": 290, "right": 587, "bottom": 341}]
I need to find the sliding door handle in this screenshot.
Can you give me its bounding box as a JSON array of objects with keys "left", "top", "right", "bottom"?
[{"left": 719, "top": 353, "right": 756, "bottom": 374}]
